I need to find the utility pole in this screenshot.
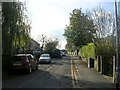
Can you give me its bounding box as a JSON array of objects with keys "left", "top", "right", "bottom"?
[{"left": 115, "top": 0, "right": 119, "bottom": 89}]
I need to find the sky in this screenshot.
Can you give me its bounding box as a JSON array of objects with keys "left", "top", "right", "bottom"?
[{"left": 24, "top": 0, "right": 116, "bottom": 49}]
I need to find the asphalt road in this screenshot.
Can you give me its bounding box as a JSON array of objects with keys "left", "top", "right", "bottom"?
[
  {"left": 2, "top": 55, "right": 115, "bottom": 89},
  {"left": 2, "top": 57, "right": 73, "bottom": 88}
]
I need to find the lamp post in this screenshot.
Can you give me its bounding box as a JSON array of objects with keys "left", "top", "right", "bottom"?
[{"left": 115, "top": 0, "right": 119, "bottom": 89}]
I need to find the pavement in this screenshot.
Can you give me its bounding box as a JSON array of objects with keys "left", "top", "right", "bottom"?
[{"left": 71, "top": 55, "right": 115, "bottom": 89}]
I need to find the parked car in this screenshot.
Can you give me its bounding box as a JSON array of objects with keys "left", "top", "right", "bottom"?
[
  {"left": 60, "top": 51, "right": 66, "bottom": 56},
  {"left": 10, "top": 54, "right": 38, "bottom": 73},
  {"left": 52, "top": 49, "right": 62, "bottom": 58},
  {"left": 61, "top": 49, "right": 67, "bottom": 56},
  {"left": 39, "top": 54, "right": 51, "bottom": 64}
]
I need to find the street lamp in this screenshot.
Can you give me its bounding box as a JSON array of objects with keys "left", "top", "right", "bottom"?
[{"left": 115, "top": 0, "right": 119, "bottom": 89}]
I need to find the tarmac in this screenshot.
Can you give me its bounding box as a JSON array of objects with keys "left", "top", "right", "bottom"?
[{"left": 2, "top": 55, "right": 116, "bottom": 89}]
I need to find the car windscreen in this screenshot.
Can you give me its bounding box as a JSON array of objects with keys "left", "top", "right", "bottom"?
[
  {"left": 41, "top": 55, "right": 49, "bottom": 57},
  {"left": 12, "top": 56, "right": 26, "bottom": 61}
]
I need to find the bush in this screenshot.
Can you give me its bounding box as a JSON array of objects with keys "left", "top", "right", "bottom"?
[{"left": 80, "top": 43, "right": 95, "bottom": 59}]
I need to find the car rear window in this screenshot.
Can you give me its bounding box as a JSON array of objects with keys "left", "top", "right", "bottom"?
[{"left": 12, "top": 56, "right": 26, "bottom": 61}]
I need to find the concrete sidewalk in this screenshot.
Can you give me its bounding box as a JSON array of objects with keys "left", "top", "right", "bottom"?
[{"left": 71, "top": 56, "right": 115, "bottom": 88}]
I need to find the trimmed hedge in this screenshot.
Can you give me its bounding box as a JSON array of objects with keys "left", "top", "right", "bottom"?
[{"left": 80, "top": 43, "right": 95, "bottom": 59}]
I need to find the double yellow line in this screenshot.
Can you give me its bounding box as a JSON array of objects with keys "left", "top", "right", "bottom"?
[{"left": 71, "top": 59, "right": 79, "bottom": 88}]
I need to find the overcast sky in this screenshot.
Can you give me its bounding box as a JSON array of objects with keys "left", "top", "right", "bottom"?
[{"left": 25, "top": 0, "right": 115, "bottom": 49}]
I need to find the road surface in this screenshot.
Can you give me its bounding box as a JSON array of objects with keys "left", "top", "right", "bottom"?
[{"left": 2, "top": 56, "right": 115, "bottom": 89}]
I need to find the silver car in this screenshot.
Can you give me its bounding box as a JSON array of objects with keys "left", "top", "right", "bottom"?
[{"left": 39, "top": 54, "right": 51, "bottom": 64}]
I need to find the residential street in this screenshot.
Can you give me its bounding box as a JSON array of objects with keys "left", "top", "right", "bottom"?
[
  {"left": 2, "top": 58, "right": 72, "bottom": 88},
  {"left": 2, "top": 56, "right": 115, "bottom": 89},
  {"left": 2, "top": 1, "right": 120, "bottom": 90}
]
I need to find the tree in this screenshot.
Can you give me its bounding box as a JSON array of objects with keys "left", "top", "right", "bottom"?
[
  {"left": 37, "top": 34, "right": 59, "bottom": 56},
  {"left": 2, "top": 2, "right": 31, "bottom": 56},
  {"left": 65, "top": 42, "right": 74, "bottom": 52},
  {"left": 38, "top": 34, "right": 47, "bottom": 53},
  {"left": 38, "top": 34, "right": 47, "bottom": 49},
  {"left": 92, "top": 6, "right": 115, "bottom": 56},
  {"left": 64, "top": 9, "right": 96, "bottom": 49},
  {"left": 44, "top": 37, "right": 59, "bottom": 56},
  {"left": 93, "top": 6, "right": 115, "bottom": 38},
  {"left": 92, "top": 6, "right": 116, "bottom": 76}
]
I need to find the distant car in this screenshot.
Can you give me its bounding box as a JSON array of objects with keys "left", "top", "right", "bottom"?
[
  {"left": 53, "top": 49, "right": 62, "bottom": 58},
  {"left": 61, "top": 49, "right": 67, "bottom": 56},
  {"left": 61, "top": 51, "right": 66, "bottom": 56},
  {"left": 39, "top": 54, "right": 51, "bottom": 64},
  {"left": 10, "top": 54, "right": 38, "bottom": 73}
]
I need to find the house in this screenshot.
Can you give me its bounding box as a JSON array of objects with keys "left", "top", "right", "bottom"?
[{"left": 29, "top": 38, "right": 40, "bottom": 50}]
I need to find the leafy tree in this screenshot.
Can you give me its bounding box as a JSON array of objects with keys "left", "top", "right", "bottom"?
[
  {"left": 64, "top": 9, "right": 96, "bottom": 50},
  {"left": 44, "top": 37, "right": 59, "bottom": 56},
  {"left": 2, "top": 2, "right": 31, "bottom": 56},
  {"left": 65, "top": 42, "right": 74, "bottom": 52}
]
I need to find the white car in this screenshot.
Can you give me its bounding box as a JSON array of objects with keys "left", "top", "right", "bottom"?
[{"left": 39, "top": 54, "right": 51, "bottom": 63}]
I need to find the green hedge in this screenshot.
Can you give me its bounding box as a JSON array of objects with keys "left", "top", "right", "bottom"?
[{"left": 80, "top": 43, "right": 95, "bottom": 59}]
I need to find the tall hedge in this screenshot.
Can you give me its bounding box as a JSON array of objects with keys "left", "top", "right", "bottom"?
[{"left": 80, "top": 43, "right": 95, "bottom": 59}]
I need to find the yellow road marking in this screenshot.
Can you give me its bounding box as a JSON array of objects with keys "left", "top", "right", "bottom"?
[
  {"left": 71, "top": 59, "right": 79, "bottom": 88},
  {"left": 71, "top": 59, "right": 76, "bottom": 88}
]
